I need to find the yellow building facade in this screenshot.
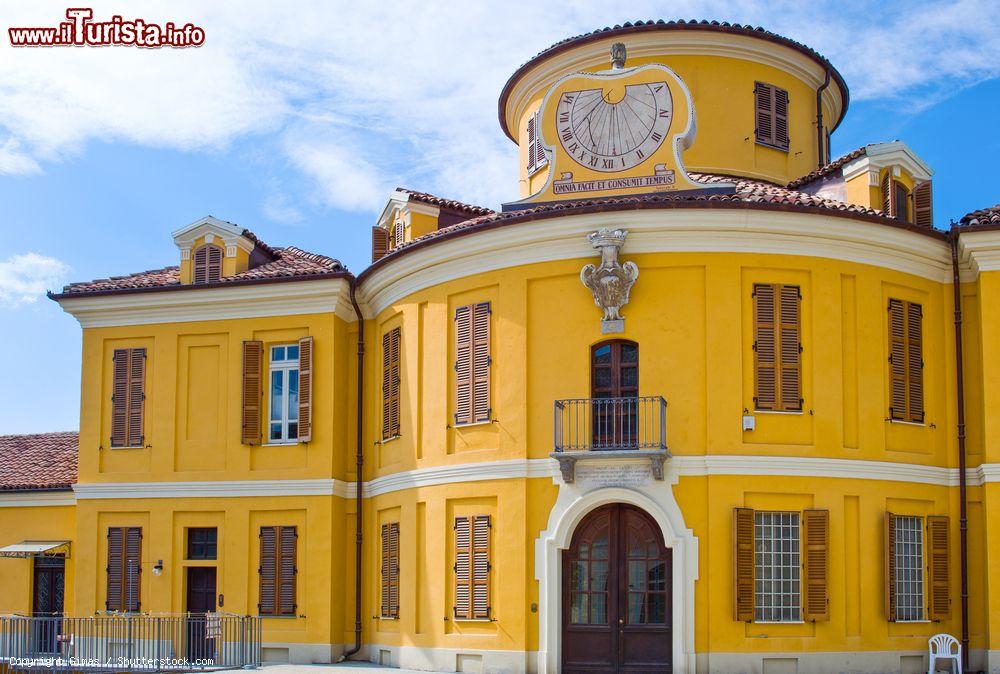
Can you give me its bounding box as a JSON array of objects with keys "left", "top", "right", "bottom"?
[{"left": 3, "top": 19, "right": 1000, "bottom": 674}]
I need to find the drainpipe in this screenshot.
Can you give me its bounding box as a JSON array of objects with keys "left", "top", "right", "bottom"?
[
  {"left": 339, "top": 278, "right": 365, "bottom": 661},
  {"left": 815, "top": 68, "right": 831, "bottom": 168},
  {"left": 950, "top": 231, "right": 970, "bottom": 671}
]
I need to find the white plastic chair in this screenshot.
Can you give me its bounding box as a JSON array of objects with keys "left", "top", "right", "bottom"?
[{"left": 928, "top": 633, "right": 962, "bottom": 673}]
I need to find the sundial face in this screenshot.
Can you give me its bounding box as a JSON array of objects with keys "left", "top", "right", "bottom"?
[{"left": 556, "top": 82, "right": 673, "bottom": 172}]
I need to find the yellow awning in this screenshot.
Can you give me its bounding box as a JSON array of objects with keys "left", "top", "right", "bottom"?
[{"left": 0, "top": 540, "right": 70, "bottom": 558}]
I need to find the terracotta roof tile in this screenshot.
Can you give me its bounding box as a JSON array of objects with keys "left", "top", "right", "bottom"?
[
  {"left": 55, "top": 245, "right": 345, "bottom": 297},
  {"left": 397, "top": 188, "right": 495, "bottom": 217},
  {"left": 0, "top": 431, "right": 77, "bottom": 491},
  {"left": 360, "top": 173, "right": 943, "bottom": 279},
  {"left": 957, "top": 204, "right": 1000, "bottom": 229},
  {"left": 787, "top": 145, "right": 869, "bottom": 189}
]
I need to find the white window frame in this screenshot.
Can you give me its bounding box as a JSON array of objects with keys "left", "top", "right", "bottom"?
[
  {"left": 754, "top": 511, "right": 801, "bottom": 623},
  {"left": 894, "top": 515, "right": 925, "bottom": 622},
  {"left": 526, "top": 110, "right": 548, "bottom": 176},
  {"left": 267, "top": 344, "right": 300, "bottom": 444}
]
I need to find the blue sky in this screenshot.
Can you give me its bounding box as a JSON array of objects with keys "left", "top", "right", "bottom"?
[{"left": 1, "top": 1, "right": 998, "bottom": 434}]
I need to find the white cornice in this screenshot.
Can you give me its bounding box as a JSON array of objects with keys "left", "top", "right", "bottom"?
[
  {"left": 58, "top": 456, "right": 997, "bottom": 504},
  {"left": 957, "top": 229, "right": 1000, "bottom": 281},
  {"left": 841, "top": 141, "right": 933, "bottom": 184},
  {"left": 74, "top": 478, "right": 350, "bottom": 500},
  {"left": 55, "top": 278, "right": 356, "bottom": 327},
  {"left": 376, "top": 192, "right": 440, "bottom": 229},
  {"left": 504, "top": 32, "right": 844, "bottom": 145},
  {"left": 0, "top": 490, "right": 76, "bottom": 508},
  {"left": 171, "top": 215, "right": 256, "bottom": 255},
  {"left": 358, "top": 209, "right": 951, "bottom": 316}
]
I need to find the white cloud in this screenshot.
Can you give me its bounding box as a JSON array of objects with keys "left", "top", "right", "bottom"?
[
  {"left": 1, "top": 0, "right": 998, "bottom": 208},
  {"left": 0, "top": 253, "right": 70, "bottom": 307}
]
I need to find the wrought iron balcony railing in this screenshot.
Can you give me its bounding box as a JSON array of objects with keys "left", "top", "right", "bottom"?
[
  {"left": 0, "top": 613, "right": 261, "bottom": 672},
  {"left": 554, "top": 396, "right": 667, "bottom": 452},
  {"left": 552, "top": 396, "right": 669, "bottom": 483}
]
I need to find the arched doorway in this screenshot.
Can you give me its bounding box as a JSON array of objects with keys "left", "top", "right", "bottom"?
[{"left": 562, "top": 503, "right": 672, "bottom": 673}]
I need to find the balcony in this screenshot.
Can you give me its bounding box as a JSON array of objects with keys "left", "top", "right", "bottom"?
[
  {"left": 0, "top": 613, "right": 261, "bottom": 672},
  {"left": 552, "top": 396, "right": 669, "bottom": 483}
]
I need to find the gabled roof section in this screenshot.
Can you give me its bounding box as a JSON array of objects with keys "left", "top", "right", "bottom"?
[
  {"left": 51, "top": 245, "right": 346, "bottom": 298},
  {"left": 788, "top": 141, "right": 933, "bottom": 191},
  {"left": 0, "top": 431, "right": 78, "bottom": 491},
  {"left": 172, "top": 215, "right": 273, "bottom": 255},
  {"left": 376, "top": 188, "right": 494, "bottom": 229}
]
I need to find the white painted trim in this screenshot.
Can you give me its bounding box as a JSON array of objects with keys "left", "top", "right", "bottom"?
[
  {"left": 504, "top": 32, "right": 844, "bottom": 147},
  {"left": 958, "top": 228, "right": 1000, "bottom": 281},
  {"left": 359, "top": 209, "right": 951, "bottom": 316},
  {"left": 61, "top": 456, "right": 996, "bottom": 503},
  {"left": 357, "top": 458, "right": 555, "bottom": 497},
  {"left": 367, "top": 643, "right": 535, "bottom": 673},
  {"left": 74, "top": 478, "right": 351, "bottom": 500},
  {"left": 55, "top": 278, "right": 356, "bottom": 327},
  {"left": 840, "top": 141, "right": 934, "bottom": 183},
  {"left": 0, "top": 491, "right": 75, "bottom": 508},
  {"left": 172, "top": 215, "right": 257, "bottom": 256},
  {"left": 535, "top": 481, "right": 698, "bottom": 674}
]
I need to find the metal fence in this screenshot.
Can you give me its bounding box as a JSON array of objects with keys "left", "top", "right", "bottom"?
[
  {"left": 0, "top": 614, "right": 260, "bottom": 672},
  {"left": 554, "top": 396, "right": 667, "bottom": 452}
]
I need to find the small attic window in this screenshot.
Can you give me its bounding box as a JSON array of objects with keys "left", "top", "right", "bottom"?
[{"left": 193, "top": 244, "right": 223, "bottom": 284}]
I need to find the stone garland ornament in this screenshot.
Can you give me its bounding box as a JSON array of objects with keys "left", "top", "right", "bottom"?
[{"left": 580, "top": 228, "right": 639, "bottom": 334}]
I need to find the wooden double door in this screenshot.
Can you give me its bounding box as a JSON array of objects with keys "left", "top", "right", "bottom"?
[{"left": 562, "top": 504, "right": 672, "bottom": 673}]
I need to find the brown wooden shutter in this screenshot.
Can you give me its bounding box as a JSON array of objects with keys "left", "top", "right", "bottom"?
[
  {"left": 297, "top": 336, "right": 313, "bottom": 442},
  {"left": 888, "top": 300, "right": 907, "bottom": 421},
  {"left": 913, "top": 181, "right": 933, "bottom": 227},
  {"left": 111, "top": 349, "right": 129, "bottom": 447},
  {"left": 888, "top": 300, "right": 923, "bottom": 423},
  {"left": 454, "top": 306, "right": 473, "bottom": 425},
  {"left": 111, "top": 348, "right": 145, "bottom": 448},
  {"left": 126, "top": 349, "right": 146, "bottom": 448},
  {"left": 242, "top": 341, "right": 263, "bottom": 445},
  {"left": 754, "top": 82, "right": 773, "bottom": 145},
  {"left": 884, "top": 512, "right": 897, "bottom": 622},
  {"left": 258, "top": 526, "right": 276, "bottom": 615},
  {"left": 372, "top": 227, "right": 390, "bottom": 263},
  {"left": 753, "top": 284, "right": 776, "bottom": 410},
  {"left": 106, "top": 527, "right": 124, "bottom": 611},
  {"left": 124, "top": 527, "right": 142, "bottom": 612},
  {"left": 906, "top": 302, "right": 924, "bottom": 423},
  {"left": 381, "top": 523, "right": 400, "bottom": 618},
  {"left": 472, "top": 515, "right": 491, "bottom": 619},
  {"left": 382, "top": 328, "right": 401, "bottom": 440},
  {"left": 774, "top": 87, "right": 789, "bottom": 149},
  {"left": 454, "top": 516, "right": 472, "bottom": 619},
  {"left": 278, "top": 526, "right": 297, "bottom": 616},
  {"left": 881, "top": 170, "right": 895, "bottom": 216},
  {"left": 733, "top": 508, "right": 755, "bottom": 622},
  {"left": 472, "top": 302, "right": 491, "bottom": 423},
  {"left": 193, "top": 245, "right": 222, "bottom": 284},
  {"left": 927, "top": 515, "right": 951, "bottom": 620},
  {"left": 802, "top": 509, "right": 829, "bottom": 621},
  {"left": 778, "top": 285, "right": 802, "bottom": 410}
]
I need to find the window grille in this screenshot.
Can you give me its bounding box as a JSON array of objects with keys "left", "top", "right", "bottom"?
[
  {"left": 894, "top": 515, "right": 924, "bottom": 621},
  {"left": 754, "top": 511, "right": 800, "bottom": 622}
]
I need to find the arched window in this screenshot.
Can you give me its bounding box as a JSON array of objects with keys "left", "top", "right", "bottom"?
[
  {"left": 192, "top": 244, "right": 223, "bottom": 284},
  {"left": 590, "top": 340, "right": 638, "bottom": 448}
]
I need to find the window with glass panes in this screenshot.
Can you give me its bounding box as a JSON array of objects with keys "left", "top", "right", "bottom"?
[
  {"left": 268, "top": 345, "right": 299, "bottom": 442},
  {"left": 187, "top": 528, "right": 217, "bottom": 560},
  {"left": 894, "top": 515, "right": 924, "bottom": 621},
  {"left": 754, "top": 511, "right": 801, "bottom": 622}
]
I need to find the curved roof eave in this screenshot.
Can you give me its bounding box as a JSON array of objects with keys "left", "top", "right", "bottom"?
[{"left": 497, "top": 19, "right": 850, "bottom": 143}]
